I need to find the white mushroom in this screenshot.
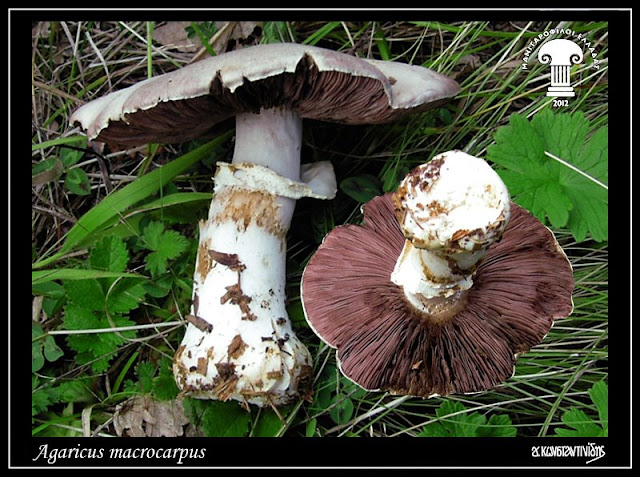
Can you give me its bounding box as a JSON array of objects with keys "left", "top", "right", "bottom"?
[
  {"left": 391, "top": 150, "right": 511, "bottom": 314},
  {"left": 300, "top": 152, "right": 575, "bottom": 397},
  {"left": 70, "top": 43, "right": 461, "bottom": 407}
]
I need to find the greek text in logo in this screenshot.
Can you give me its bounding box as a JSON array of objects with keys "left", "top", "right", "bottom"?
[{"left": 521, "top": 28, "right": 602, "bottom": 100}]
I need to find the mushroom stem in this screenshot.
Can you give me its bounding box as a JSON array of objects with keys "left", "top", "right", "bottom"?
[
  {"left": 173, "top": 107, "right": 322, "bottom": 407},
  {"left": 390, "top": 150, "right": 511, "bottom": 318}
]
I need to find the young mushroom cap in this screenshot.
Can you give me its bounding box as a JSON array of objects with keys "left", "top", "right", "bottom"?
[
  {"left": 301, "top": 154, "right": 574, "bottom": 397},
  {"left": 69, "top": 43, "right": 461, "bottom": 407}
]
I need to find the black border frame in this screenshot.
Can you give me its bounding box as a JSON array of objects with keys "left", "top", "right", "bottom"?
[{"left": 13, "top": 7, "right": 630, "bottom": 469}]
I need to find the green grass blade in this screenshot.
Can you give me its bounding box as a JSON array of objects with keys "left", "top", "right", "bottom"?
[
  {"left": 32, "top": 135, "right": 88, "bottom": 152},
  {"left": 374, "top": 24, "right": 391, "bottom": 61},
  {"left": 32, "top": 268, "right": 145, "bottom": 286},
  {"left": 302, "top": 22, "right": 341, "bottom": 45},
  {"left": 73, "top": 191, "right": 213, "bottom": 248},
  {"left": 147, "top": 22, "right": 155, "bottom": 78},
  {"left": 123, "top": 191, "right": 212, "bottom": 218},
  {"left": 110, "top": 351, "right": 139, "bottom": 397},
  {"left": 190, "top": 22, "right": 217, "bottom": 57}
]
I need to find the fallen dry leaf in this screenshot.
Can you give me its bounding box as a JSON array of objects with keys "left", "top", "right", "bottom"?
[
  {"left": 190, "top": 21, "right": 261, "bottom": 63},
  {"left": 154, "top": 21, "right": 261, "bottom": 57},
  {"left": 113, "top": 396, "right": 189, "bottom": 437},
  {"left": 153, "top": 22, "right": 203, "bottom": 52}
]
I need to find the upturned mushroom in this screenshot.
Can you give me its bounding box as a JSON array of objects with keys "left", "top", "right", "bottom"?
[
  {"left": 301, "top": 150, "right": 574, "bottom": 397},
  {"left": 70, "top": 42, "right": 461, "bottom": 407}
]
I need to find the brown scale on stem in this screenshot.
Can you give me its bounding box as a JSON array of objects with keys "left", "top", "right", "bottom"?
[
  {"left": 208, "top": 249, "right": 257, "bottom": 321},
  {"left": 185, "top": 314, "right": 213, "bottom": 333},
  {"left": 220, "top": 283, "right": 257, "bottom": 321},
  {"left": 227, "top": 334, "right": 248, "bottom": 359}
]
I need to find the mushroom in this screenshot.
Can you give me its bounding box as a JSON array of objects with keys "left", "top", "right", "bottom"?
[
  {"left": 69, "top": 42, "right": 461, "bottom": 407},
  {"left": 301, "top": 150, "right": 574, "bottom": 397}
]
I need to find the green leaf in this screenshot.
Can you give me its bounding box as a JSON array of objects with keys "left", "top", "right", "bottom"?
[
  {"left": 141, "top": 222, "right": 189, "bottom": 276},
  {"left": 32, "top": 280, "right": 65, "bottom": 298},
  {"left": 382, "top": 163, "right": 411, "bottom": 193},
  {"left": 419, "top": 400, "right": 516, "bottom": 437},
  {"left": 70, "top": 215, "right": 144, "bottom": 253},
  {"left": 340, "top": 376, "right": 367, "bottom": 400},
  {"left": 438, "top": 107, "right": 454, "bottom": 126},
  {"left": 261, "top": 21, "right": 290, "bottom": 44},
  {"left": 32, "top": 157, "right": 64, "bottom": 185},
  {"left": 301, "top": 21, "right": 340, "bottom": 46},
  {"left": 63, "top": 304, "right": 137, "bottom": 373},
  {"left": 143, "top": 275, "right": 174, "bottom": 298},
  {"left": 33, "top": 133, "right": 230, "bottom": 267},
  {"left": 329, "top": 394, "right": 354, "bottom": 425},
  {"left": 90, "top": 236, "right": 129, "bottom": 272},
  {"left": 487, "top": 109, "right": 608, "bottom": 242},
  {"left": 113, "top": 352, "right": 140, "bottom": 396},
  {"left": 418, "top": 421, "right": 449, "bottom": 437},
  {"left": 136, "top": 361, "right": 157, "bottom": 394},
  {"left": 306, "top": 418, "right": 318, "bottom": 437},
  {"left": 437, "top": 401, "right": 485, "bottom": 437},
  {"left": 32, "top": 351, "right": 45, "bottom": 374},
  {"left": 33, "top": 281, "right": 67, "bottom": 316},
  {"left": 589, "top": 381, "right": 608, "bottom": 432},
  {"left": 140, "top": 221, "right": 165, "bottom": 251},
  {"left": 554, "top": 381, "right": 608, "bottom": 437},
  {"left": 555, "top": 408, "right": 605, "bottom": 437},
  {"left": 32, "top": 324, "right": 46, "bottom": 373},
  {"left": 32, "top": 376, "right": 95, "bottom": 424},
  {"left": 310, "top": 364, "right": 337, "bottom": 412},
  {"left": 156, "top": 230, "right": 188, "bottom": 259},
  {"left": 184, "top": 399, "right": 250, "bottom": 437},
  {"left": 188, "top": 22, "right": 218, "bottom": 57},
  {"left": 252, "top": 409, "right": 285, "bottom": 437},
  {"left": 152, "top": 359, "right": 180, "bottom": 401},
  {"left": 340, "top": 174, "right": 383, "bottom": 203},
  {"left": 32, "top": 377, "right": 60, "bottom": 419},
  {"left": 105, "top": 278, "right": 147, "bottom": 313},
  {"left": 64, "top": 279, "right": 106, "bottom": 311},
  {"left": 311, "top": 382, "right": 333, "bottom": 412},
  {"left": 33, "top": 323, "right": 65, "bottom": 372},
  {"left": 64, "top": 167, "right": 92, "bottom": 195},
  {"left": 43, "top": 335, "right": 64, "bottom": 363},
  {"left": 59, "top": 143, "right": 87, "bottom": 167},
  {"left": 477, "top": 414, "right": 517, "bottom": 437},
  {"left": 55, "top": 378, "right": 95, "bottom": 404}
]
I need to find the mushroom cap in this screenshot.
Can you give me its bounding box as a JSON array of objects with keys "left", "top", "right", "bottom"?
[
  {"left": 301, "top": 193, "right": 574, "bottom": 397},
  {"left": 70, "top": 43, "right": 460, "bottom": 147},
  {"left": 393, "top": 150, "right": 511, "bottom": 252}
]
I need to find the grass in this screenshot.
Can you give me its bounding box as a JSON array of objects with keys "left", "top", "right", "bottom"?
[{"left": 30, "top": 20, "right": 608, "bottom": 441}]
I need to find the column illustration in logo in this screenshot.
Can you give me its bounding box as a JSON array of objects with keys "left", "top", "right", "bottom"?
[{"left": 538, "top": 39, "right": 584, "bottom": 97}]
